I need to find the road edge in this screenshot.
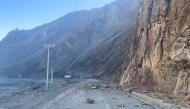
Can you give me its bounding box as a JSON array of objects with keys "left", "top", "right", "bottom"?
[{"left": 130, "top": 92, "right": 188, "bottom": 109}]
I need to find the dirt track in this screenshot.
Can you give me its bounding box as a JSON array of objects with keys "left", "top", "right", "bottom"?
[{"left": 0, "top": 78, "right": 165, "bottom": 109}]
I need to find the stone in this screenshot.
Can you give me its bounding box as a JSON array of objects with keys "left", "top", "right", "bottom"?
[
  {"left": 118, "top": 103, "right": 125, "bottom": 107},
  {"left": 186, "top": 95, "right": 190, "bottom": 101},
  {"left": 142, "top": 101, "right": 151, "bottom": 106},
  {"left": 86, "top": 98, "right": 95, "bottom": 104}
]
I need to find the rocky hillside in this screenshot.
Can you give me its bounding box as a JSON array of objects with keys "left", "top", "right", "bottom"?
[
  {"left": 0, "top": 0, "right": 139, "bottom": 78},
  {"left": 72, "top": 26, "right": 136, "bottom": 77},
  {"left": 120, "top": 0, "right": 190, "bottom": 96},
  {"left": 0, "top": 9, "right": 98, "bottom": 69},
  {"left": 47, "top": 0, "right": 139, "bottom": 77}
]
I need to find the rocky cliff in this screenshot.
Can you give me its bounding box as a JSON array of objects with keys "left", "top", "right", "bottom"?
[{"left": 120, "top": 0, "right": 190, "bottom": 96}]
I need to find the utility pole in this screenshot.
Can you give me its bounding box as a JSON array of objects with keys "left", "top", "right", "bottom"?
[
  {"left": 44, "top": 44, "right": 55, "bottom": 90},
  {"left": 51, "top": 67, "right": 53, "bottom": 85}
]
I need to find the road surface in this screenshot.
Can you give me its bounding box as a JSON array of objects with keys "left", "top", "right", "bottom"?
[{"left": 0, "top": 78, "right": 163, "bottom": 109}]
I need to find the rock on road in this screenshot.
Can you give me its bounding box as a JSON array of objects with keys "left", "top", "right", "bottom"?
[{"left": 0, "top": 79, "right": 163, "bottom": 109}]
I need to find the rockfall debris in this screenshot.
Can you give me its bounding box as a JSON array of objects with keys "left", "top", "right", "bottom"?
[{"left": 86, "top": 98, "right": 95, "bottom": 104}]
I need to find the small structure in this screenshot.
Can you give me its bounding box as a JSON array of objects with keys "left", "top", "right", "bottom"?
[
  {"left": 19, "top": 74, "right": 22, "bottom": 78},
  {"left": 64, "top": 75, "right": 72, "bottom": 79}
]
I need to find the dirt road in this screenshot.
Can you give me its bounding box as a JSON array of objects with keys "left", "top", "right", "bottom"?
[{"left": 0, "top": 78, "right": 166, "bottom": 109}]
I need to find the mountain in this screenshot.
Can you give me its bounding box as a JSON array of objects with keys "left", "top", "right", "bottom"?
[
  {"left": 72, "top": 26, "right": 136, "bottom": 78},
  {"left": 0, "top": 9, "right": 98, "bottom": 69},
  {"left": 0, "top": 0, "right": 140, "bottom": 78},
  {"left": 120, "top": 0, "right": 190, "bottom": 96}
]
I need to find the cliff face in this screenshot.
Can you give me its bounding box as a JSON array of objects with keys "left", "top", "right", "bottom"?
[{"left": 120, "top": 0, "right": 190, "bottom": 95}]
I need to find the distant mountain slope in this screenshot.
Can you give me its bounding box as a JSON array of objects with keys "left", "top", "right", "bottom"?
[
  {"left": 0, "top": 0, "right": 139, "bottom": 78},
  {"left": 0, "top": 9, "right": 98, "bottom": 68},
  {"left": 71, "top": 25, "right": 136, "bottom": 77}
]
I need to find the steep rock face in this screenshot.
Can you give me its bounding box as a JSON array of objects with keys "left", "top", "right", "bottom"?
[{"left": 120, "top": 0, "right": 190, "bottom": 95}]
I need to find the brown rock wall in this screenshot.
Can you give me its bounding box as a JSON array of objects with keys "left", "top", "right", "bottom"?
[{"left": 120, "top": 0, "right": 190, "bottom": 95}]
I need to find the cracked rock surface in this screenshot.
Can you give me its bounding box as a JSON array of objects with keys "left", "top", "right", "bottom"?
[{"left": 120, "top": 0, "right": 190, "bottom": 97}]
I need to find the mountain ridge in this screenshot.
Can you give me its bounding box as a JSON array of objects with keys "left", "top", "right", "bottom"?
[
  {"left": 0, "top": 0, "right": 140, "bottom": 78},
  {"left": 0, "top": 8, "right": 99, "bottom": 69}
]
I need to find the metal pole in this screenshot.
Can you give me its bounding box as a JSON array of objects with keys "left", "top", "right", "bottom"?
[
  {"left": 51, "top": 67, "right": 53, "bottom": 85},
  {"left": 44, "top": 44, "right": 54, "bottom": 90},
  {"left": 46, "top": 46, "right": 50, "bottom": 90}
]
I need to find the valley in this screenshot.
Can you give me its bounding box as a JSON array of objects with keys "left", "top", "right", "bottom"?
[{"left": 0, "top": 0, "right": 189, "bottom": 108}]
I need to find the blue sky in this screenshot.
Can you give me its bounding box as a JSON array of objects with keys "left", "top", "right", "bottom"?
[{"left": 0, "top": 0, "right": 115, "bottom": 41}]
